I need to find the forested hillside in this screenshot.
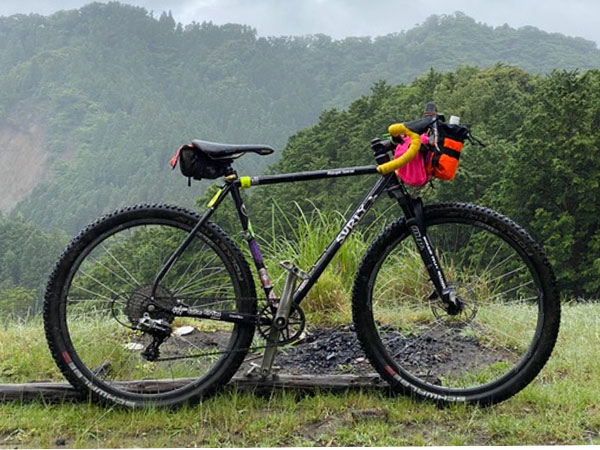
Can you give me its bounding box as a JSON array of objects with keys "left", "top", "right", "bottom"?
[
  {"left": 3, "top": 65, "right": 597, "bottom": 314},
  {"left": 245, "top": 66, "right": 600, "bottom": 298},
  {"left": 1, "top": 3, "right": 600, "bottom": 234},
  {"left": 0, "top": 214, "right": 67, "bottom": 315},
  {"left": 0, "top": 3, "right": 599, "bottom": 313}
]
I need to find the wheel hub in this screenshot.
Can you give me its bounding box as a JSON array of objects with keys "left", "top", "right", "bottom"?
[
  {"left": 125, "top": 285, "right": 175, "bottom": 326},
  {"left": 429, "top": 284, "right": 478, "bottom": 322}
]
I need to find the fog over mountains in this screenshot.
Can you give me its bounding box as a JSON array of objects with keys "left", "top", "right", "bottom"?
[{"left": 0, "top": 3, "right": 599, "bottom": 235}]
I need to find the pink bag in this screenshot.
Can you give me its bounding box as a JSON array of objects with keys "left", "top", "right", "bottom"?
[{"left": 394, "top": 134, "right": 429, "bottom": 187}]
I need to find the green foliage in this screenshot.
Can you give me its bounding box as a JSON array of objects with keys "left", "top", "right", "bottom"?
[
  {"left": 0, "top": 285, "right": 37, "bottom": 317},
  {"left": 257, "top": 204, "right": 372, "bottom": 324},
  {"left": 494, "top": 70, "right": 600, "bottom": 296},
  {"left": 1, "top": 5, "right": 599, "bottom": 301},
  {"left": 244, "top": 67, "right": 600, "bottom": 298},
  {"left": 1, "top": 5, "right": 600, "bottom": 234},
  {"left": 0, "top": 214, "right": 67, "bottom": 289},
  {"left": 0, "top": 304, "right": 599, "bottom": 445},
  {"left": 0, "top": 214, "right": 68, "bottom": 315}
]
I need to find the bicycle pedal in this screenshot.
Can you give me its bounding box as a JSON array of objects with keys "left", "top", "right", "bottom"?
[{"left": 279, "top": 260, "right": 309, "bottom": 280}]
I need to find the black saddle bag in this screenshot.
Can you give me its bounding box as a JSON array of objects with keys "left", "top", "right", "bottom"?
[{"left": 170, "top": 145, "right": 230, "bottom": 180}]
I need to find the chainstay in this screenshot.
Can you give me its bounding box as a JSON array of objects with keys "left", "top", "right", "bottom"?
[
  {"left": 154, "top": 343, "right": 271, "bottom": 362},
  {"left": 133, "top": 297, "right": 285, "bottom": 362},
  {"left": 152, "top": 296, "right": 275, "bottom": 313}
]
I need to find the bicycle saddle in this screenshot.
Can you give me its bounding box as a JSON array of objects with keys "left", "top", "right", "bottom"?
[{"left": 191, "top": 140, "right": 275, "bottom": 160}]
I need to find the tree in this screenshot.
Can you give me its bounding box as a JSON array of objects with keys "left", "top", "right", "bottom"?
[{"left": 495, "top": 70, "right": 600, "bottom": 297}]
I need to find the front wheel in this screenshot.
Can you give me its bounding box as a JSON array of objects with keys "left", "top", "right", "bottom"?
[
  {"left": 44, "top": 204, "right": 256, "bottom": 408},
  {"left": 352, "top": 203, "right": 560, "bottom": 405}
]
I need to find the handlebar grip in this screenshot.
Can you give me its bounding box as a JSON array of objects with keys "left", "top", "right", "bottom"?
[{"left": 376, "top": 123, "right": 422, "bottom": 175}]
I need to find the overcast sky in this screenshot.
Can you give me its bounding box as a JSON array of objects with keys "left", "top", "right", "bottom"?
[{"left": 0, "top": 0, "right": 598, "bottom": 47}]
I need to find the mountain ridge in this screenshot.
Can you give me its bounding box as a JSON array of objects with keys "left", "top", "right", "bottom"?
[{"left": 1, "top": 3, "right": 599, "bottom": 233}]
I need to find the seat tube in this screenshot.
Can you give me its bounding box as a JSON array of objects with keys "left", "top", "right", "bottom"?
[
  {"left": 230, "top": 182, "right": 277, "bottom": 301},
  {"left": 150, "top": 183, "right": 230, "bottom": 298}
]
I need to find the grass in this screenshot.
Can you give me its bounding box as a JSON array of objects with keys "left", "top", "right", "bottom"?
[
  {"left": 255, "top": 203, "right": 385, "bottom": 325},
  {"left": 0, "top": 206, "right": 597, "bottom": 446},
  {"left": 0, "top": 302, "right": 598, "bottom": 447}
]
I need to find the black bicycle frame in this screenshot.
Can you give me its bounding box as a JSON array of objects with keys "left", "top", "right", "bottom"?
[{"left": 151, "top": 164, "right": 451, "bottom": 322}]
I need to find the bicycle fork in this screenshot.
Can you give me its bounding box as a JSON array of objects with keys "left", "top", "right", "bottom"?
[{"left": 389, "top": 186, "right": 459, "bottom": 312}]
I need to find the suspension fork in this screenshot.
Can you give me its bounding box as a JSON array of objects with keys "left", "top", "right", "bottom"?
[{"left": 387, "top": 181, "right": 458, "bottom": 309}]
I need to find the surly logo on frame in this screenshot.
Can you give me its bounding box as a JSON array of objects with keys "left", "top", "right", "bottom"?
[{"left": 335, "top": 195, "right": 376, "bottom": 244}]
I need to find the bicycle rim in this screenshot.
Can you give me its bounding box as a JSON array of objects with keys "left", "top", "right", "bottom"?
[
  {"left": 368, "top": 213, "right": 548, "bottom": 397},
  {"left": 58, "top": 215, "right": 250, "bottom": 403}
]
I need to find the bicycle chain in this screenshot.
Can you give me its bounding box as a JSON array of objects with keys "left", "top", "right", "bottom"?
[{"left": 109, "top": 294, "right": 305, "bottom": 362}]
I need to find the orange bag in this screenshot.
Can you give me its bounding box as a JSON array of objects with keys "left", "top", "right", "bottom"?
[{"left": 425, "top": 122, "right": 469, "bottom": 181}]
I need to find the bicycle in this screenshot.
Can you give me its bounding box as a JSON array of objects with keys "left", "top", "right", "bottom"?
[{"left": 43, "top": 106, "right": 561, "bottom": 408}]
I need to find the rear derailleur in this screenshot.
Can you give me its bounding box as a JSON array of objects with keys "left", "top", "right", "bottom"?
[{"left": 136, "top": 314, "right": 172, "bottom": 361}]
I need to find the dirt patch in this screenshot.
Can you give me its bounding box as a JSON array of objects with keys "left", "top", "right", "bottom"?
[
  {"left": 300, "top": 416, "right": 346, "bottom": 443},
  {"left": 273, "top": 325, "right": 370, "bottom": 375},
  {"left": 0, "top": 120, "right": 48, "bottom": 211},
  {"left": 269, "top": 324, "right": 509, "bottom": 379},
  {"left": 135, "top": 323, "right": 512, "bottom": 380}
]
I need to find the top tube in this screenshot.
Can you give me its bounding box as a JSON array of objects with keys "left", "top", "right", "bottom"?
[{"left": 236, "top": 165, "right": 378, "bottom": 188}]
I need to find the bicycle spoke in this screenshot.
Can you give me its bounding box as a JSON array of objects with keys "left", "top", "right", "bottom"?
[
  {"left": 365, "top": 214, "right": 553, "bottom": 396},
  {"left": 100, "top": 243, "right": 142, "bottom": 287},
  {"left": 175, "top": 266, "right": 226, "bottom": 295},
  {"left": 78, "top": 269, "right": 123, "bottom": 298},
  {"left": 49, "top": 210, "right": 258, "bottom": 406}
]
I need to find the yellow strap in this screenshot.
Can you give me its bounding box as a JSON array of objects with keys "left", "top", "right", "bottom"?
[{"left": 376, "top": 123, "right": 422, "bottom": 175}]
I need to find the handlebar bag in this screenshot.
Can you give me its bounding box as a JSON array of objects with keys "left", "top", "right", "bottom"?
[
  {"left": 425, "top": 122, "right": 470, "bottom": 181},
  {"left": 394, "top": 134, "right": 429, "bottom": 186}
]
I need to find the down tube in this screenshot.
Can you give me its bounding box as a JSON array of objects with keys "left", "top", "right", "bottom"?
[{"left": 293, "top": 174, "right": 394, "bottom": 305}]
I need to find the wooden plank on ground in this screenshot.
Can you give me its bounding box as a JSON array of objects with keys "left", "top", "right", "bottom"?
[{"left": 0, "top": 373, "right": 389, "bottom": 403}]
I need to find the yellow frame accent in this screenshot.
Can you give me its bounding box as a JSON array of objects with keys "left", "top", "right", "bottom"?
[
  {"left": 207, "top": 188, "right": 223, "bottom": 208},
  {"left": 240, "top": 176, "right": 252, "bottom": 189}
]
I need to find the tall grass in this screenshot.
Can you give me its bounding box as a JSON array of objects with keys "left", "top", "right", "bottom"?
[{"left": 255, "top": 202, "right": 381, "bottom": 325}]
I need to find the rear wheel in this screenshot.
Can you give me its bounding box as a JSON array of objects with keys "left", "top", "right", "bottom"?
[
  {"left": 44, "top": 204, "right": 256, "bottom": 408},
  {"left": 352, "top": 203, "right": 560, "bottom": 405}
]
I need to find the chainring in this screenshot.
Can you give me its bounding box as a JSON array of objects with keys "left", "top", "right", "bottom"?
[{"left": 257, "top": 303, "right": 306, "bottom": 345}]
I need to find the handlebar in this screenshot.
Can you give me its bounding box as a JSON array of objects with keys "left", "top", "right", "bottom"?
[
  {"left": 376, "top": 123, "right": 422, "bottom": 175},
  {"left": 376, "top": 105, "right": 440, "bottom": 175}
]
